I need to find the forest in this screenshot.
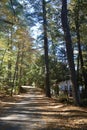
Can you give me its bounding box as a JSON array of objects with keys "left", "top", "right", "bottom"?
[{"left": 0, "top": 0, "right": 87, "bottom": 106}]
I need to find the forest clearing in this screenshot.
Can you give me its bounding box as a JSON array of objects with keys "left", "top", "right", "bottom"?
[{"left": 0, "top": 87, "right": 87, "bottom": 130}]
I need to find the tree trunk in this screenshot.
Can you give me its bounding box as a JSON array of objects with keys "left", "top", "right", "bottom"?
[
  {"left": 42, "top": 0, "right": 51, "bottom": 97},
  {"left": 8, "top": 28, "right": 12, "bottom": 85},
  {"left": 11, "top": 43, "right": 20, "bottom": 96},
  {"left": 18, "top": 43, "right": 24, "bottom": 94},
  {"left": 61, "top": 0, "right": 80, "bottom": 105},
  {"left": 75, "top": 4, "right": 87, "bottom": 97}
]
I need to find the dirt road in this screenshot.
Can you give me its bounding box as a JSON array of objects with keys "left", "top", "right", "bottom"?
[{"left": 0, "top": 87, "right": 87, "bottom": 130}]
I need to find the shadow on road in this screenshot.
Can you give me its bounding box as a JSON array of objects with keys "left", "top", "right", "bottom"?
[{"left": 0, "top": 87, "right": 87, "bottom": 130}]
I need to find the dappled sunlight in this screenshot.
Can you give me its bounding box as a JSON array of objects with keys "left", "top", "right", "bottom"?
[
  {"left": 69, "top": 118, "right": 87, "bottom": 126},
  {"left": 1, "top": 114, "right": 27, "bottom": 120},
  {"left": 0, "top": 87, "right": 87, "bottom": 130},
  {"left": 49, "top": 104, "right": 64, "bottom": 109}
]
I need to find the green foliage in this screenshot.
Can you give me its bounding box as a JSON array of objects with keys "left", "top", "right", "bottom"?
[
  {"left": 0, "top": 0, "right": 87, "bottom": 103},
  {"left": 26, "top": 55, "right": 69, "bottom": 90}
]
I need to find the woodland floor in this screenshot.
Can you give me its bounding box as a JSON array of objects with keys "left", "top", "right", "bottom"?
[{"left": 0, "top": 86, "right": 87, "bottom": 130}]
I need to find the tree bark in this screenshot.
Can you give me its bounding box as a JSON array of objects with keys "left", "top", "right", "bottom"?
[
  {"left": 18, "top": 43, "right": 24, "bottom": 94},
  {"left": 61, "top": 0, "right": 80, "bottom": 105},
  {"left": 8, "top": 28, "right": 13, "bottom": 85},
  {"left": 42, "top": 0, "right": 51, "bottom": 97},
  {"left": 75, "top": 3, "right": 87, "bottom": 97},
  {"left": 11, "top": 43, "right": 20, "bottom": 96}
]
